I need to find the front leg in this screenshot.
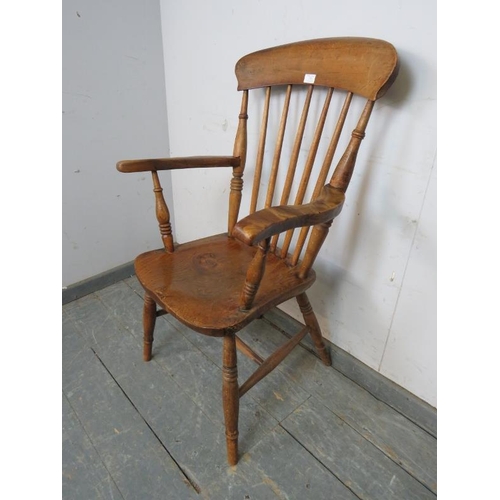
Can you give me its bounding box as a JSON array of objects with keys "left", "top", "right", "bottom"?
[{"left": 222, "top": 334, "right": 239, "bottom": 465}]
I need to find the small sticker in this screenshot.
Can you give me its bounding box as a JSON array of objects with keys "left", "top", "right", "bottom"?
[{"left": 304, "top": 73, "right": 316, "bottom": 84}]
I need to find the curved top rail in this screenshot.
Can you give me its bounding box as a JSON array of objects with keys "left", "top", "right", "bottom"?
[{"left": 235, "top": 37, "right": 399, "bottom": 100}]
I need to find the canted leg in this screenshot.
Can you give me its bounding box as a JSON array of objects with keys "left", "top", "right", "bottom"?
[
  {"left": 222, "top": 334, "right": 239, "bottom": 465},
  {"left": 296, "top": 292, "right": 332, "bottom": 366},
  {"left": 143, "top": 294, "right": 157, "bottom": 362}
]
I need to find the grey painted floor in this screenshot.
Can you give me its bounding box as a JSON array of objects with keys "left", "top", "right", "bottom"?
[{"left": 62, "top": 276, "right": 437, "bottom": 500}]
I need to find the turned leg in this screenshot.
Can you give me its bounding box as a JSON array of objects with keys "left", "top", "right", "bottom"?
[
  {"left": 296, "top": 292, "right": 332, "bottom": 366},
  {"left": 143, "top": 294, "right": 157, "bottom": 362},
  {"left": 222, "top": 334, "right": 239, "bottom": 465}
]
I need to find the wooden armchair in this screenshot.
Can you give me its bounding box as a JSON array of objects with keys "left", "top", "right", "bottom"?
[{"left": 116, "top": 37, "right": 399, "bottom": 466}]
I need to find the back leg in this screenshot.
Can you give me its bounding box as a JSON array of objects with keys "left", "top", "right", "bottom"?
[
  {"left": 296, "top": 292, "right": 332, "bottom": 366},
  {"left": 143, "top": 293, "right": 157, "bottom": 361}
]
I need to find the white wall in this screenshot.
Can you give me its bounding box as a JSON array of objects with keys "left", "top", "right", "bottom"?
[
  {"left": 63, "top": 0, "right": 172, "bottom": 286},
  {"left": 160, "top": 0, "right": 436, "bottom": 406}
]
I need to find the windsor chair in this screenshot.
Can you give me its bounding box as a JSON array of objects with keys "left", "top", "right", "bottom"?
[{"left": 116, "top": 37, "right": 399, "bottom": 466}]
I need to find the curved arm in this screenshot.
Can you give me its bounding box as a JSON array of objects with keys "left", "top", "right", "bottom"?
[
  {"left": 116, "top": 155, "right": 240, "bottom": 173},
  {"left": 232, "top": 185, "right": 345, "bottom": 246}
]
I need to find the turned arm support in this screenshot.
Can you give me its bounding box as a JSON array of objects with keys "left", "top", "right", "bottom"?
[
  {"left": 116, "top": 155, "right": 240, "bottom": 173},
  {"left": 116, "top": 155, "right": 240, "bottom": 252},
  {"left": 232, "top": 185, "right": 345, "bottom": 247},
  {"left": 236, "top": 186, "right": 344, "bottom": 310}
]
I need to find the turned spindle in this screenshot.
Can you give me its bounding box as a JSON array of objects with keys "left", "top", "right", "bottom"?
[
  {"left": 151, "top": 170, "right": 174, "bottom": 252},
  {"left": 222, "top": 335, "right": 239, "bottom": 465},
  {"left": 298, "top": 220, "right": 333, "bottom": 279},
  {"left": 229, "top": 91, "right": 248, "bottom": 235},
  {"left": 329, "top": 99, "right": 374, "bottom": 192}
]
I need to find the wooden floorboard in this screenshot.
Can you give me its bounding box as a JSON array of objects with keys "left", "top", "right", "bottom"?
[
  {"left": 122, "top": 277, "right": 312, "bottom": 423},
  {"left": 62, "top": 393, "right": 123, "bottom": 500},
  {"left": 62, "top": 305, "right": 198, "bottom": 499},
  {"left": 62, "top": 278, "right": 437, "bottom": 499},
  {"left": 204, "top": 426, "right": 359, "bottom": 500},
  {"left": 281, "top": 397, "right": 435, "bottom": 500},
  {"left": 65, "top": 292, "right": 276, "bottom": 489},
  {"left": 95, "top": 283, "right": 281, "bottom": 449},
  {"left": 264, "top": 307, "right": 437, "bottom": 438},
  {"left": 238, "top": 320, "right": 437, "bottom": 494}
]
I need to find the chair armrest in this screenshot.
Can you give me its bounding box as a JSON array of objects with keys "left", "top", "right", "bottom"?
[
  {"left": 232, "top": 185, "right": 345, "bottom": 246},
  {"left": 116, "top": 155, "right": 240, "bottom": 173}
]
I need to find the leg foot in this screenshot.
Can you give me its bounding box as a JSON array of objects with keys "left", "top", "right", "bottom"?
[{"left": 296, "top": 293, "right": 332, "bottom": 366}]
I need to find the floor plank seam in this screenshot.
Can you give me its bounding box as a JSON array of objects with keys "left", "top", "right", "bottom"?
[
  {"left": 152, "top": 307, "right": 287, "bottom": 432},
  {"left": 126, "top": 278, "right": 436, "bottom": 439},
  {"left": 123, "top": 277, "right": 143, "bottom": 298},
  {"left": 62, "top": 390, "right": 126, "bottom": 500},
  {"left": 95, "top": 282, "right": 285, "bottom": 472},
  {"left": 233, "top": 320, "right": 437, "bottom": 494},
  {"left": 147, "top": 335, "right": 282, "bottom": 450},
  {"left": 89, "top": 346, "right": 202, "bottom": 495},
  {"left": 118, "top": 277, "right": 435, "bottom": 494},
  {"left": 278, "top": 423, "right": 363, "bottom": 500},
  {"left": 298, "top": 395, "right": 437, "bottom": 496},
  {"left": 159, "top": 314, "right": 225, "bottom": 368},
  {"left": 263, "top": 316, "right": 437, "bottom": 439},
  {"left": 64, "top": 281, "right": 436, "bottom": 499},
  {"left": 151, "top": 356, "right": 224, "bottom": 429},
  {"left": 262, "top": 316, "right": 319, "bottom": 357},
  {"left": 121, "top": 280, "right": 241, "bottom": 387},
  {"left": 277, "top": 394, "right": 313, "bottom": 424},
  {"left": 93, "top": 289, "right": 224, "bottom": 429}
]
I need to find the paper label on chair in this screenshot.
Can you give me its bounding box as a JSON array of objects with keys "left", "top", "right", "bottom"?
[{"left": 304, "top": 73, "right": 316, "bottom": 84}]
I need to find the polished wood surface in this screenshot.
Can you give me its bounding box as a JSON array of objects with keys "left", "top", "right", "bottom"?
[
  {"left": 116, "top": 37, "right": 399, "bottom": 465},
  {"left": 249, "top": 86, "right": 271, "bottom": 214},
  {"left": 151, "top": 170, "right": 174, "bottom": 252},
  {"left": 296, "top": 292, "right": 332, "bottom": 365},
  {"left": 330, "top": 99, "right": 374, "bottom": 192},
  {"left": 235, "top": 336, "right": 264, "bottom": 365},
  {"left": 232, "top": 184, "right": 344, "bottom": 246},
  {"left": 222, "top": 335, "right": 239, "bottom": 466},
  {"left": 240, "top": 238, "right": 270, "bottom": 310},
  {"left": 116, "top": 155, "right": 239, "bottom": 173},
  {"left": 134, "top": 233, "right": 315, "bottom": 336},
  {"left": 142, "top": 293, "right": 156, "bottom": 361},
  {"left": 265, "top": 84, "right": 292, "bottom": 213},
  {"left": 228, "top": 91, "right": 248, "bottom": 234},
  {"left": 64, "top": 285, "right": 437, "bottom": 498},
  {"left": 235, "top": 37, "right": 399, "bottom": 99}
]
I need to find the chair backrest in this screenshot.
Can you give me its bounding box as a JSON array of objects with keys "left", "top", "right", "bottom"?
[{"left": 228, "top": 37, "right": 398, "bottom": 265}]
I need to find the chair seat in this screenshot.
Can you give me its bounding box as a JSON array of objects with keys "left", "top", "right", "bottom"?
[{"left": 134, "top": 233, "right": 315, "bottom": 336}]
